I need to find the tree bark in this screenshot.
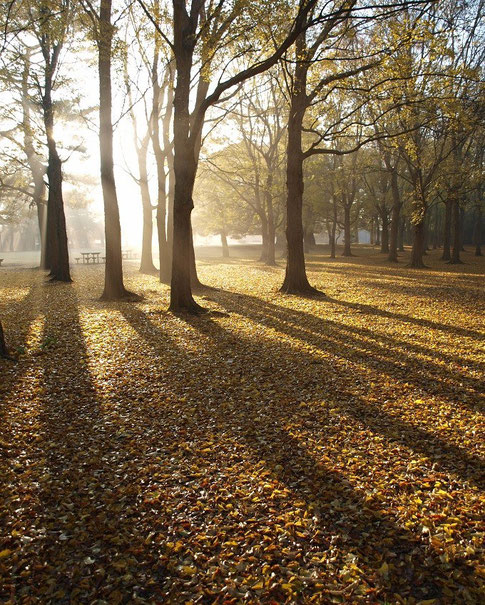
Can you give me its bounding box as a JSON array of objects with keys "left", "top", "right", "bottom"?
[
  {"left": 280, "top": 30, "right": 319, "bottom": 295},
  {"left": 99, "top": 0, "right": 134, "bottom": 300},
  {"left": 409, "top": 219, "right": 426, "bottom": 267},
  {"left": 169, "top": 2, "right": 205, "bottom": 313},
  {"left": 43, "top": 91, "right": 71, "bottom": 282},
  {"left": 152, "top": 59, "right": 172, "bottom": 283},
  {"left": 137, "top": 135, "right": 157, "bottom": 274},
  {"left": 281, "top": 96, "right": 318, "bottom": 292}
]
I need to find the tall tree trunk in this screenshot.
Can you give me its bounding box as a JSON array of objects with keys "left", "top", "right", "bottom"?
[
  {"left": 43, "top": 90, "right": 71, "bottom": 282},
  {"left": 449, "top": 197, "right": 463, "bottom": 264},
  {"left": 99, "top": 0, "right": 134, "bottom": 300},
  {"left": 170, "top": 4, "right": 204, "bottom": 313},
  {"left": 342, "top": 205, "right": 353, "bottom": 256},
  {"left": 281, "top": 98, "right": 318, "bottom": 293},
  {"left": 280, "top": 32, "right": 319, "bottom": 295},
  {"left": 137, "top": 136, "right": 157, "bottom": 274},
  {"left": 473, "top": 204, "right": 482, "bottom": 256},
  {"left": 152, "top": 59, "right": 172, "bottom": 283},
  {"left": 441, "top": 198, "right": 452, "bottom": 261},
  {"left": 221, "top": 230, "right": 229, "bottom": 258},
  {"left": 370, "top": 217, "right": 375, "bottom": 245}
]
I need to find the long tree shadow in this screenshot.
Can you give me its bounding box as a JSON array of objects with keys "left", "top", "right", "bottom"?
[
  {"left": 119, "top": 304, "right": 482, "bottom": 602},
  {"left": 362, "top": 279, "right": 485, "bottom": 308},
  {"left": 211, "top": 292, "right": 485, "bottom": 416},
  {"left": 8, "top": 285, "right": 167, "bottom": 603},
  {"left": 0, "top": 279, "right": 44, "bottom": 408},
  {"left": 323, "top": 295, "right": 483, "bottom": 341}
]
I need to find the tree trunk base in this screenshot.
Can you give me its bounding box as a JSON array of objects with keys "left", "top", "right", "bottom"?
[
  {"left": 448, "top": 259, "right": 464, "bottom": 265},
  {"left": 280, "top": 283, "right": 325, "bottom": 297},
  {"left": 49, "top": 275, "right": 73, "bottom": 283},
  {"left": 139, "top": 264, "right": 158, "bottom": 275},
  {"left": 100, "top": 289, "right": 143, "bottom": 302},
  {"left": 169, "top": 299, "right": 208, "bottom": 315},
  {"left": 407, "top": 260, "right": 428, "bottom": 269}
]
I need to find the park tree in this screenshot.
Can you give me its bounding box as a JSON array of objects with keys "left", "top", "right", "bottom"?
[
  {"left": 81, "top": 0, "right": 139, "bottom": 299},
  {"left": 139, "top": 0, "right": 323, "bottom": 313}
]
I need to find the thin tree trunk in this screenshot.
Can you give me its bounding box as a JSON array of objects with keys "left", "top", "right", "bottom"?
[
  {"left": 99, "top": 0, "right": 134, "bottom": 300},
  {"left": 152, "top": 60, "right": 172, "bottom": 283},
  {"left": 137, "top": 136, "right": 157, "bottom": 274},
  {"left": 221, "top": 231, "right": 229, "bottom": 258}
]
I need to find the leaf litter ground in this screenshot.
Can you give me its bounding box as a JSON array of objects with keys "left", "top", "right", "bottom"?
[{"left": 1, "top": 247, "right": 484, "bottom": 604}]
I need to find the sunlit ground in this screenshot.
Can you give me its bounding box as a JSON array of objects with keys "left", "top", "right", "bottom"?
[{"left": 1, "top": 246, "right": 484, "bottom": 603}]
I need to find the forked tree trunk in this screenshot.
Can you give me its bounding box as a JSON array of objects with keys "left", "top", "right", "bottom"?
[
  {"left": 441, "top": 198, "right": 452, "bottom": 261},
  {"left": 99, "top": 0, "right": 134, "bottom": 300},
  {"left": 449, "top": 197, "right": 463, "bottom": 264}
]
